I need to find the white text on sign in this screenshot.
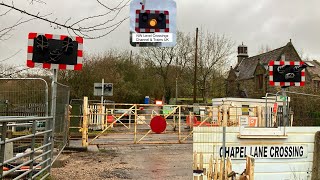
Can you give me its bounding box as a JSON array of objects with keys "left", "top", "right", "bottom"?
[{"left": 133, "top": 33, "right": 173, "bottom": 42}]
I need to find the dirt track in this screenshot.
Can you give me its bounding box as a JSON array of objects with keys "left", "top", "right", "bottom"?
[{"left": 51, "top": 143, "right": 192, "bottom": 180}]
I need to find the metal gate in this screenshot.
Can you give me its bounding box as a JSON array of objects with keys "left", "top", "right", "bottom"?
[
  {"left": 0, "top": 78, "right": 70, "bottom": 179},
  {"left": 79, "top": 97, "right": 220, "bottom": 146}
]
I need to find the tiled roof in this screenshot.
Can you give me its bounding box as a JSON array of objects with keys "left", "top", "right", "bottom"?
[
  {"left": 234, "top": 44, "right": 288, "bottom": 80},
  {"left": 305, "top": 60, "right": 320, "bottom": 79}
]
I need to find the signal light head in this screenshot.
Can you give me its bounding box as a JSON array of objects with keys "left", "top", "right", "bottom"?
[
  {"left": 285, "top": 73, "right": 295, "bottom": 80},
  {"left": 142, "top": 13, "right": 148, "bottom": 22},
  {"left": 149, "top": 19, "right": 157, "bottom": 27},
  {"left": 137, "top": 11, "right": 168, "bottom": 30}
]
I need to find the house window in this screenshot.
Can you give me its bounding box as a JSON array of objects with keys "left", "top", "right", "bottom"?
[
  {"left": 255, "top": 74, "right": 264, "bottom": 90},
  {"left": 314, "top": 80, "right": 320, "bottom": 91}
]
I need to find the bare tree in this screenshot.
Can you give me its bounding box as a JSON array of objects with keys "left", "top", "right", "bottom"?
[
  {"left": 197, "top": 30, "right": 234, "bottom": 102},
  {"left": 140, "top": 32, "right": 193, "bottom": 103}
]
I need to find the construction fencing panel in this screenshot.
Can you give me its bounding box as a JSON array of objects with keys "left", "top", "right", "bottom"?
[
  {"left": 0, "top": 78, "right": 52, "bottom": 179},
  {"left": 0, "top": 78, "right": 48, "bottom": 117},
  {"left": 0, "top": 78, "right": 49, "bottom": 154},
  {"left": 51, "top": 82, "right": 70, "bottom": 162}
]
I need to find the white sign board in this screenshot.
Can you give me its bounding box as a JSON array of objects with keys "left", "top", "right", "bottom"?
[
  {"left": 132, "top": 33, "right": 173, "bottom": 42},
  {"left": 239, "top": 116, "right": 249, "bottom": 126},
  {"left": 239, "top": 116, "right": 258, "bottom": 127},
  {"left": 94, "top": 83, "right": 113, "bottom": 96},
  {"left": 219, "top": 145, "right": 308, "bottom": 159}
]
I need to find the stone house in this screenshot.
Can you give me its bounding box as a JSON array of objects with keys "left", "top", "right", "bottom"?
[{"left": 226, "top": 41, "right": 319, "bottom": 98}]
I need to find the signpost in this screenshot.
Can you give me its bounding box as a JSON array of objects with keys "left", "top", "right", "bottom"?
[{"left": 26, "top": 32, "right": 84, "bottom": 171}]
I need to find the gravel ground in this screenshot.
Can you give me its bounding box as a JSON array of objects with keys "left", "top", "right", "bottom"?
[{"left": 51, "top": 143, "right": 192, "bottom": 180}]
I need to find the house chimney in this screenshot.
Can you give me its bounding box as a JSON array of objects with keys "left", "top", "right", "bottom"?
[{"left": 237, "top": 43, "right": 248, "bottom": 64}]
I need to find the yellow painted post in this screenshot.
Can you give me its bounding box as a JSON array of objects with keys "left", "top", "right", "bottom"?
[
  {"left": 178, "top": 106, "right": 181, "bottom": 143},
  {"left": 218, "top": 106, "right": 222, "bottom": 126},
  {"left": 134, "top": 104, "right": 137, "bottom": 144},
  {"left": 67, "top": 105, "right": 72, "bottom": 146},
  {"left": 246, "top": 155, "right": 255, "bottom": 180},
  {"left": 257, "top": 106, "right": 262, "bottom": 127},
  {"left": 214, "top": 158, "right": 218, "bottom": 180},
  {"left": 226, "top": 157, "right": 232, "bottom": 180},
  {"left": 219, "top": 159, "right": 223, "bottom": 180},
  {"left": 193, "top": 152, "right": 198, "bottom": 170},
  {"left": 82, "top": 97, "right": 88, "bottom": 147},
  {"left": 199, "top": 152, "right": 204, "bottom": 180},
  {"left": 208, "top": 155, "right": 213, "bottom": 179}
]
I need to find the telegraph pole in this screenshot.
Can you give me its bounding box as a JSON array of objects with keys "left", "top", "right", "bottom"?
[{"left": 193, "top": 28, "right": 199, "bottom": 103}]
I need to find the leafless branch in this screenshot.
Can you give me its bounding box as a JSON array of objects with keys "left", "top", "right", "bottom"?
[
  {"left": 0, "top": 8, "right": 12, "bottom": 16},
  {"left": 0, "top": 49, "right": 22, "bottom": 63},
  {"left": 29, "top": 0, "right": 46, "bottom": 5},
  {"left": 0, "top": 0, "right": 129, "bottom": 39},
  {"left": 96, "top": 0, "right": 128, "bottom": 11},
  {"left": 0, "top": 13, "right": 51, "bottom": 40}
]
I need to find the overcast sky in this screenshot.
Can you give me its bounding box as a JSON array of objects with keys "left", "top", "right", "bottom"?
[{"left": 1, "top": 0, "right": 320, "bottom": 68}]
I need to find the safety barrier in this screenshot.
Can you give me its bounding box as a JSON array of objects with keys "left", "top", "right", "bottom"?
[
  {"left": 0, "top": 78, "right": 70, "bottom": 179},
  {"left": 0, "top": 116, "right": 53, "bottom": 180}
]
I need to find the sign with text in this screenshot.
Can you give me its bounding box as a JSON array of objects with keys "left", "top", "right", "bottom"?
[
  {"left": 94, "top": 83, "right": 113, "bottom": 96},
  {"left": 132, "top": 33, "right": 173, "bottom": 42},
  {"left": 239, "top": 116, "right": 249, "bottom": 126},
  {"left": 219, "top": 145, "right": 308, "bottom": 159},
  {"left": 239, "top": 116, "right": 258, "bottom": 127}
]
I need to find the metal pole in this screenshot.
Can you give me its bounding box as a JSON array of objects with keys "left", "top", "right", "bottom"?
[
  {"left": 222, "top": 105, "right": 227, "bottom": 177},
  {"left": 193, "top": 28, "right": 199, "bottom": 103},
  {"left": 101, "top": 79, "right": 104, "bottom": 104},
  {"left": 49, "top": 69, "right": 58, "bottom": 170},
  {"left": 175, "top": 78, "right": 178, "bottom": 105},
  {"left": 28, "top": 120, "right": 37, "bottom": 179},
  {"left": 101, "top": 79, "right": 104, "bottom": 130},
  {"left": 0, "top": 122, "right": 7, "bottom": 179},
  {"left": 282, "top": 88, "right": 288, "bottom": 127},
  {"left": 134, "top": 105, "right": 137, "bottom": 144},
  {"left": 178, "top": 106, "right": 181, "bottom": 143},
  {"left": 265, "top": 93, "right": 268, "bottom": 127}
]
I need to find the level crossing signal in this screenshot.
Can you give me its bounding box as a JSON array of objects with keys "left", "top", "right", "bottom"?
[
  {"left": 269, "top": 60, "right": 307, "bottom": 87},
  {"left": 27, "top": 33, "right": 83, "bottom": 70},
  {"left": 135, "top": 10, "right": 169, "bottom": 33}
]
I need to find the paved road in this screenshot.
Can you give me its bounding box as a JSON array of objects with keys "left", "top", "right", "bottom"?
[
  {"left": 52, "top": 143, "right": 193, "bottom": 180},
  {"left": 99, "top": 144, "right": 193, "bottom": 180}
]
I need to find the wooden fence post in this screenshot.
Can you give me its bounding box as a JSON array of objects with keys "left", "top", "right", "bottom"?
[
  {"left": 257, "top": 106, "right": 262, "bottom": 127},
  {"left": 246, "top": 155, "right": 255, "bottom": 180},
  {"left": 312, "top": 131, "right": 320, "bottom": 180},
  {"left": 82, "top": 96, "right": 88, "bottom": 147}
]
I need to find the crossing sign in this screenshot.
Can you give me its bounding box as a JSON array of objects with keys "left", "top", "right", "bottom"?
[
  {"left": 94, "top": 83, "right": 113, "bottom": 96},
  {"left": 27, "top": 32, "right": 83, "bottom": 70}
]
